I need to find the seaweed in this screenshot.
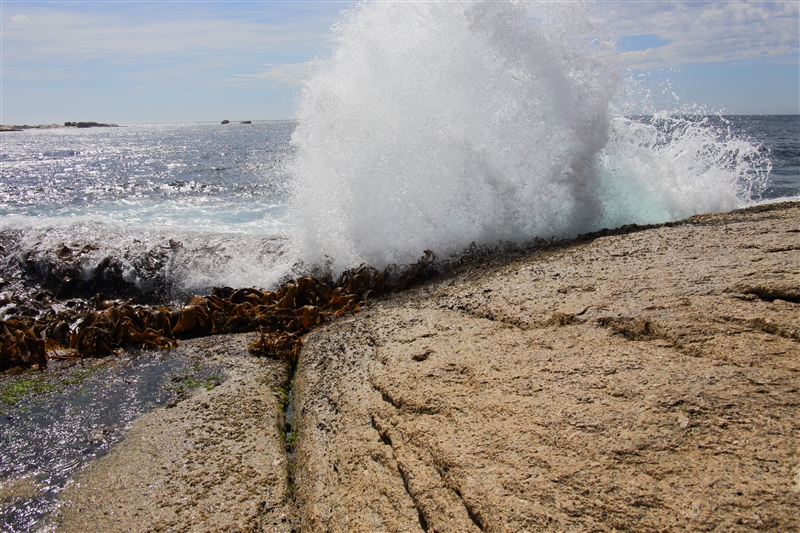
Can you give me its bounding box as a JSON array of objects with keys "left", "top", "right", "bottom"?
[{"left": 1, "top": 251, "right": 444, "bottom": 370}]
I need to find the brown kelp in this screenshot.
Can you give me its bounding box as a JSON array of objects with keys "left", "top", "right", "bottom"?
[{"left": 0, "top": 251, "right": 440, "bottom": 371}]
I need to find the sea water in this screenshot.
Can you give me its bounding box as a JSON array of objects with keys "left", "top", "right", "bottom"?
[
  {"left": 2, "top": 3, "right": 796, "bottom": 301},
  {"left": 1, "top": 118, "right": 794, "bottom": 303}
]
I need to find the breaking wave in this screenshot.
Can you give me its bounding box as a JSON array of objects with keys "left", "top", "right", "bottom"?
[{"left": 288, "top": 1, "right": 769, "bottom": 273}]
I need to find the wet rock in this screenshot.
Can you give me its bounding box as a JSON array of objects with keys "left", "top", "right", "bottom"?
[
  {"left": 54, "top": 336, "right": 300, "bottom": 532},
  {"left": 56, "top": 245, "right": 73, "bottom": 261}
]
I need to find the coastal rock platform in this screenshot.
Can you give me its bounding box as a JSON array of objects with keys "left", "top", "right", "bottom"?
[
  {"left": 54, "top": 202, "right": 799, "bottom": 532},
  {"left": 295, "top": 202, "right": 799, "bottom": 532},
  {"left": 53, "top": 335, "right": 300, "bottom": 533},
  {"left": 0, "top": 122, "right": 119, "bottom": 131}
]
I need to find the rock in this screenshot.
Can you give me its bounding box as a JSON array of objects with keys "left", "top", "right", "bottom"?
[
  {"left": 240, "top": 120, "right": 252, "bottom": 124},
  {"left": 221, "top": 120, "right": 230, "bottom": 124},
  {"left": 294, "top": 201, "right": 800, "bottom": 532},
  {"left": 41, "top": 202, "right": 800, "bottom": 532},
  {"left": 76, "top": 122, "right": 118, "bottom": 128},
  {"left": 54, "top": 335, "right": 300, "bottom": 532},
  {"left": 0, "top": 124, "right": 66, "bottom": 131},
  {"left": 62, "top": 122, "right": 118, "bottom": 128}
]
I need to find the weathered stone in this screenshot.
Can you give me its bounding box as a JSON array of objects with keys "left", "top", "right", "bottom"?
[
  {"left": 294, "top": 201, "right": 799, "bottom": 532},
  {"left": 54, "top": 335, "right": 299, "bottom": 532},
  {"left": 48, "top": 202, "right": 800, "bottom": 532}
]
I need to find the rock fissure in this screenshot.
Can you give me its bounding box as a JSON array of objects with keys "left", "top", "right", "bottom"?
[
  {"left": 596, "top": 315, "right": 671, "bottom": 343},
  {"left": 452, "top": 488, "right": 485, "bottom": 532},
  {"left": 282, "top": 358, "right": 300, "bottom": 505},
  {"left": 372, "top": 378, "right": 442, "bottom": 416},
  {"left": 736, "top": 285, "right": 800, "bottom": 304},
  {"left": 371, "top": 411, "right": 485, "bottom": 533},
  {"left": 727, "top": 315, "right": 800, "bottom": 341},
  {"left": 442, "top": 302, "right": 532, "bottom": 330},
  {"left": 374, "top": 421, "right": 432, "bottom": 533}
]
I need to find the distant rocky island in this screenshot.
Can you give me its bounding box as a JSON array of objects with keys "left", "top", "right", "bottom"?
[
  {"left": 63, "top": 122, "right": 119, "bottom": 128},
  {"left": 1, "top": 121, "right": 256, "bottom": 131},
  {"left": 0, "top": 122, "right": 119, "bottom": 132}
]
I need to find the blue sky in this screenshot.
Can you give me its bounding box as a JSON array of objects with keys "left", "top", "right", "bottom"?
[{"left": 1, "top": 1, "right": 798, "bottom": 124}]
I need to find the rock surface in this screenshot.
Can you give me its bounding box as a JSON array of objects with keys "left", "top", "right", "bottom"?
[
  {"left": 0, "top": 122, "right": 118, "bottom": 131},
  {"left": 0, "top": 124, "right": 63, "bottom": 131},
  {"left": 64, "top": 121, "right": 119, "bottom": 128},
  {"left": 53, "top": 334, "right": 299, "bottom": 533},
  {"left": 294, "top": 202, "right": 799, "bottom": 532},
  {"left": 51, "top": 202, "right": 799, "bottom": 532}
]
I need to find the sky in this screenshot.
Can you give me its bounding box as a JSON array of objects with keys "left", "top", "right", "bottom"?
[{"left": 1, "top": 0, "right": 798, "bottom": 125}]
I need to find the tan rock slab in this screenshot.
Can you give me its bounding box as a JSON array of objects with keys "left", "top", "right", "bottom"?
[
  {"left": 294, "top": 202, "right": 800, "bottom": 532},
  {"left": 52, "top": 334, "right": 298, "bottom": 533}
]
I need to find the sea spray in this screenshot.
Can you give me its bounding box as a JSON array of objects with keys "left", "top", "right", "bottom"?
[
  {"left": 0, "top": 6, "right": 777, "bottom": 299},
  {"left": 597, "top": 113, "right": 771, "bottom": 228},
  {"left": 288, "top": 1, "right": 768, "bottom": 274}
]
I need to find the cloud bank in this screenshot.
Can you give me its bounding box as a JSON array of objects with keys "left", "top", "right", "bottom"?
[{"left": 611, "top": 1, "right": 799, "bottom": 68}]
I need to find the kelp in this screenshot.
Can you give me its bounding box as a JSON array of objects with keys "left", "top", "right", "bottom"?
[{"left": 0, "top": 251, "right": 440, "bottom": 371}]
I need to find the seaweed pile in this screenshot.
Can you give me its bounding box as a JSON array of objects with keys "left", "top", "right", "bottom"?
[{"left": 0, "top": 251, "right": 439, "bottom": 372}]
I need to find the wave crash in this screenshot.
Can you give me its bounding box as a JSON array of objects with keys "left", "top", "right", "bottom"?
[{"left": 288, "top": 1, "right": 769, "bottom": 275}]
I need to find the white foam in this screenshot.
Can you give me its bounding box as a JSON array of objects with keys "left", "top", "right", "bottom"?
[
  {"left": 287, "top": 2, "right": 768, "bottom": 274},
  {"left": 3, "top": 217, "right": 291, "bottom": 298},
  {"left": 597, "top": 113, "right": 770, "bottom": 227}
]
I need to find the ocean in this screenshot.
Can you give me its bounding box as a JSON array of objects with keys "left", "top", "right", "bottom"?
[
  {"left": 2, "top": 1, "right": 798, "bottom": 304},
  {"left": 1, "top": 115, "right": 797, "bottom": 305}
]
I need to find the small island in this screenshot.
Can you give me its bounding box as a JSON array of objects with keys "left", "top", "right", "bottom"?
[
  {"left": 0, "top": 122, "right": 119, "bottom": 132},
  {"left": 63, "top": 122, "right": 119, "bottom": 128}
]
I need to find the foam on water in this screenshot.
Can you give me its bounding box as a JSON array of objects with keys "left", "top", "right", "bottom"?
[
  {"left": 288, "top": 1, "right": 769, "bottom": 273},
  {"left": 1, "top": 216, "right": 290, "bottom": 304}
]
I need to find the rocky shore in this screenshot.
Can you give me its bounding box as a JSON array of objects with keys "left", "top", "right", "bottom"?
[
  {"left": 52, "top": 335, "right": 300, "bottom": 533},
  {"left": 0, "top": 122, "right": 119, "bottom": 132},
  {"left": 51, "top": 202, "right": 799, "bottom": 532}
]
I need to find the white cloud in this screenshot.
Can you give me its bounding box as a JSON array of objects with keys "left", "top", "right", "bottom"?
[
  {"left": 2, "top": 5, "right": 337, "bottom": 62},
  {"left": 608, "top": 1, "right": 799, "bottom": 68},
  {"left": 233, "top": 62, "right": 316, "bottom": 86},
  {"left": 7, "top": 2, "right": 795, "bottom": 73}
]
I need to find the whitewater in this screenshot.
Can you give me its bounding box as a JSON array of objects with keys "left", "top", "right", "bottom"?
[{"left": 1, "top": 1, "right": 793, "bottom": 303}]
